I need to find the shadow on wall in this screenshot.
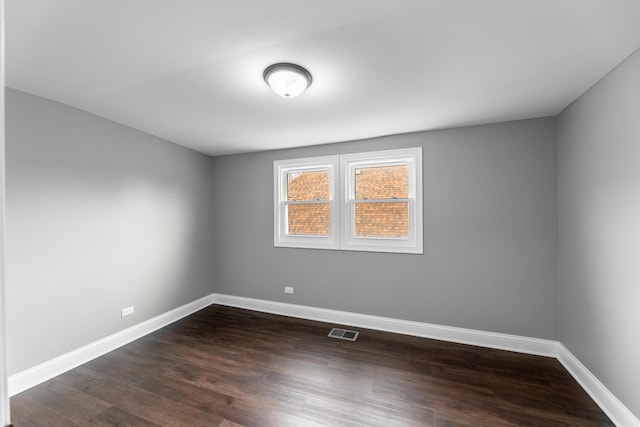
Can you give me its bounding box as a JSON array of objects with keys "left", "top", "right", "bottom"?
[{"left": 5, "top": 88, "right": 215, "bottom": 374}]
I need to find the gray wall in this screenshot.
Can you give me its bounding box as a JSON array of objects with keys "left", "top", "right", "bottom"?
[
  {"left": 5, "top": 89, "right": 215, "bottom": 374},
  {"left": 558, "top": 48, "right": 640, "bottom": 417},
  {"left": 0, "top": 16, "right": 10, "bottom": 423},
  {"left": 211, "top": 118, "right": 558, "bottom": 339}
]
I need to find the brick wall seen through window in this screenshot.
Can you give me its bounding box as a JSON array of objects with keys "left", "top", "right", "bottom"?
[{"left": 286, "top": 166, "right": 408, "bottom": 238}]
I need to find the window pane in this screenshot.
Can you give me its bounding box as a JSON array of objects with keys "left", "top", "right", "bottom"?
[
  {"left": 287, "top": 203, "right": 330, "bottom": 236},
  {"left": 355, "top": 202, "right": 408, "bottom": 238},
  {"left": 287, "top": 170, "right": 329, "bottom": 201},
  {"left": 355, "top": 165, "right": 408, "bottom": 200}
]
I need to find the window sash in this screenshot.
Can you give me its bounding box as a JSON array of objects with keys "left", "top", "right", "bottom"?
[
  {"left": 283, "top": 201, "right": 332, "bottom": 237},
  {"left": 350, "top": 199, "right": 412, "bottom": 240}
]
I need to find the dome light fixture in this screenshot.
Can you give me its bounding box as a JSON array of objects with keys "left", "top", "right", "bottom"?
[{"left": 263, "top": 63, "right": 312, "bottom": 98}]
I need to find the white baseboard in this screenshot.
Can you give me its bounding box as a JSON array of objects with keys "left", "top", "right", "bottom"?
[
  {"left": 8, "top": 293, "right": 216, "bottom": 396},
  {"left": 8, "top": 292, "right": 638, "bottom": 427},
  {"left": 557, "top": 344, "right": 640, "bottom": 427},
  {"left": 211, "top": 294, "right": 559, "bottom": 357}
]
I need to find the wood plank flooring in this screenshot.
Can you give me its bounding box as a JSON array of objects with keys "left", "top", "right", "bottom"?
[{"left": 11, "top": 305, "right": 613, "bottom": 426}]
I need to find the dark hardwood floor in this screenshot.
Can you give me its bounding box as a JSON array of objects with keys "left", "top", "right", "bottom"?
[{"left": 11, "top": 305, "right": 613, "bottom": 426}]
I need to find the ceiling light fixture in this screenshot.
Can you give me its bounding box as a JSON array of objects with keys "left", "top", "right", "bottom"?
[{"left": 263, "top": 63, "right": 312, "bottom": 98}]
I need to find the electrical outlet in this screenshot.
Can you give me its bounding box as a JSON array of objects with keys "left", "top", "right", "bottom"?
[
  {"left": 284, "top": 286, "right": 294, "bottom": 294},
  {"left": 121, "top": 306, "right": 135, "bottom": 317}
]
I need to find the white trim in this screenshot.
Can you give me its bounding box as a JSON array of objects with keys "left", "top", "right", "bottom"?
[
  {"left": 211, "top": 294, "right": 557, "bottom": 357},
  {"left": 557, "top": 344, "right": 640, "bottom": 427},
  {"left": 8, "top": 294, "right": 216, "bottom": 397}
]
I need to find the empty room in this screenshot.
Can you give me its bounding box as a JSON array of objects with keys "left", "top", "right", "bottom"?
[{"left": 1, "top": 1, "right": 639, "bottom": 426}]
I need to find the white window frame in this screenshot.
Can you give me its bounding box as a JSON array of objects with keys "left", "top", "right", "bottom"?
[
  {"left": 274, "top": 155, "right": 339, "bottom": 249},
  {"left": 341, "top": 147, "right": 422, "bottom": 254},
  {"left": 274, "top": 148, "right": 422, "bottom": 254}
]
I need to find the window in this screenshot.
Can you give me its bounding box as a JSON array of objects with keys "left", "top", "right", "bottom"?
[
  {"left": 274, "top": 155, "right": 339, "bottom": 249},
  {"left": 274, "top": 148, "right": 422, "bottom": 254},
  {"left": 341, "top": 148, "right": 422, "bottom": 253}
]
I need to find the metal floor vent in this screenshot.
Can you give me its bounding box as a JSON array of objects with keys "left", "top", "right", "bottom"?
[{"left": 328, "top": 328, "right": 359, "bottom": 341}]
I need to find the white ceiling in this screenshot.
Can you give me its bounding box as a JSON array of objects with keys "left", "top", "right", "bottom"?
[{"left": 6, "top": 1, "right": 640, "bottom": 156}]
